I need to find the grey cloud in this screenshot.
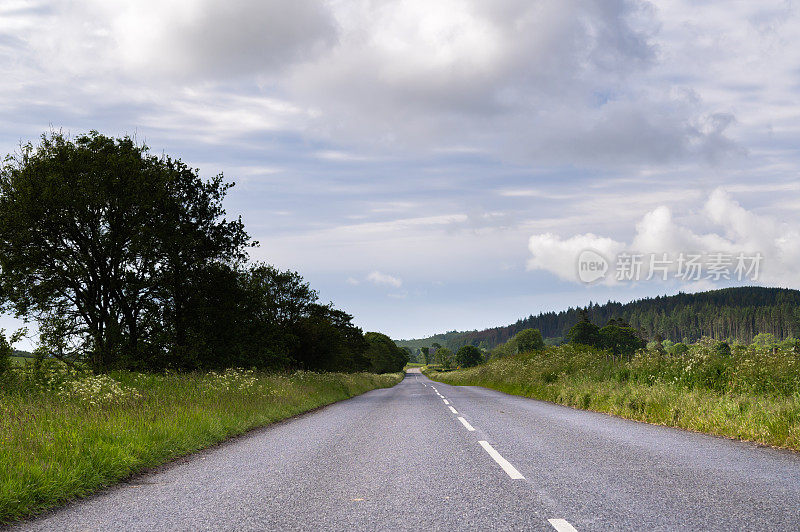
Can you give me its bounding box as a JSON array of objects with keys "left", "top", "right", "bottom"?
[
  {"left": 0, "top": 0, "right": 759, "bottom": 170},
  {"left": 153, "top": 0, "right": 338, "bottom": 78},
  {"left": 28, "top": 0, "right": 338, "bottom": 80},
  {"left": 284, "top": 0, "right": 735, "bottom": 166}
]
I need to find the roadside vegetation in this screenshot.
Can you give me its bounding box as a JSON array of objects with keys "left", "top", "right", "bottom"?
[
  {"left": 398, "top": 286, "right": 800, "bottom": 351},
  {"left": 0, "top": 131, "right": 407, "bottom": 375},
  {"left": 0, "top": 131, "right": 408, "bottom": 524},
  {"left": 422, "top": 316, "right": 800, "bottom": 451},
  {"left": 0, "top": 360, "right": 402, "bottom": 523}
]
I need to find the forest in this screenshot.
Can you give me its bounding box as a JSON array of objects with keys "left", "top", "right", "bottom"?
[{"left": 398, "top": 286, "right": 800, "bottom": 352}]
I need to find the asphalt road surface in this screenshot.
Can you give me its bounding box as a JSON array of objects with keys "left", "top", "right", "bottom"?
[{"left": 14, "top": 369, "right": 800, "bottom": 531}]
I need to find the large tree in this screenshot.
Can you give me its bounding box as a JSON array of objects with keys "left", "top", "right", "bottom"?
[
  {"left": 0, "top": 131, "right": 251, "bottom": 372},
  {"left": 455, "top": 345, "right": 483, "bottom": 367},
  {"left": 364, "top": 332, "right": 408, "bottom": 373},
  {"left": 566, "top": 309, "right": 601, "bottom": 348}
]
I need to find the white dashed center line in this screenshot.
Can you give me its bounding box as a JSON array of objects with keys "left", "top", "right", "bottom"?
[
  {"left": 457, "top": 417, "right": 475, "bottom": 431},
  {"left": 448, "top": 406, "right": 458, "bottom": 414},
  {"left": 478, "top": 441, "right": 524, "bottom": 480},
  {"left": 548, "top": 519, "right": 578, "bottom": 532},
  {"left": 443, "top": 399, "right": 449, "bottom": 405}
]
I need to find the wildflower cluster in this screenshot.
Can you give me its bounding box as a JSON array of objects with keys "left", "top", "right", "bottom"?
[
  {"left": 58, "top": 374, "right": 142, "bottom": 406},
  {"left": 202, "top": 368, "right": 259, "bottom": 393}
]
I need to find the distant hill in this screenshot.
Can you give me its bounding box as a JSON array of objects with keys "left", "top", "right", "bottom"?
[{"left": 396, "top": 287, "right": 800, "bottom": 351}]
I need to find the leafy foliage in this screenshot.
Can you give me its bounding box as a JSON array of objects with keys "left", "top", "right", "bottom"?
[
  {"left": 566, "top": 310, "right": 601, "bottom": 347},
  {"left": 434, "top": 346, "right": 454, "bottom": 369},
  {"left": 514, "top": 328, "right": 544, "bottom": 353},
  {"left": 455, "top": 345, "right": 483, "bottom": 367},
  {"left": 0, "top": 132, "right": 390, "bottom": 373},
  {"left": 490, "top": 328, "right": 545, "bottom": 359},
  {"left": 364, "top": 332, "right": 408, "bottom": 373}
]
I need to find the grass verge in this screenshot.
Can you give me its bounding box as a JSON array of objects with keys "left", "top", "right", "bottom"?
[
  {"left": 423, "top": 350, "right": 800, "bottom": 451},
  {"left": 0, "top": 369, "right": 402, "bottom": 524}
]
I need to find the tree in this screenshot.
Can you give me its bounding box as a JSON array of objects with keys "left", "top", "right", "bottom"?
[
  {"left": 0, "top": 131, "right": 251, "bottom": 372},
  {"left": 420, "top": 347, "right": 431, "bottom": 364},
  {"left": 435, "top": 347, "right": 454, "bottom": 369},
  {"left": 364, "top": 332, "right": 407, "bottom": 373},
  {"left": 455, "top": 345, "right": 483, "bottom": 367},
  {"left": 294, "top": 305, "right": 370, "bottom": 372},
  {"left": 566, "top": 309, "right": 601, "bottom": 347},
  {"left": 598, "top": 324, "right": 645, "bottom": 358},
  {"left": 513, "top": 328, "right": 544, "bottom": 353}
]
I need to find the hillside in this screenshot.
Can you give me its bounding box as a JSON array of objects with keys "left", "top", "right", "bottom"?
[{"left": 397, "top": 287, "right": 800, "bottom": 351}]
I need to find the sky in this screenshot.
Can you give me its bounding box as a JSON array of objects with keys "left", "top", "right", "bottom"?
[{"left": 2, "top": 0, "right": 800, "bottom": 346}]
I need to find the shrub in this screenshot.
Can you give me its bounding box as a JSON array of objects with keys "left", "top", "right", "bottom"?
[
  {"left": 435, "top": 347, "right": 454, "bottom": 369},
  {"left": 455, "top": 345, "right": 484, "bottom": 368},
  {"left": 514, "top": 328, "right": 544, "bottom": 353}
]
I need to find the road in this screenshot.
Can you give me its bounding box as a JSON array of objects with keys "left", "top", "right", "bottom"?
[{"left": 14, "top": 369, "right": 800, "bottom": 531}]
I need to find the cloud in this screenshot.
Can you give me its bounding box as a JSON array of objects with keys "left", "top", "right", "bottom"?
[
  {"left": 527, "top": 233, "right": 625, "bottom": 282},
  {"left": 366, "top": 271, "right": 403, "bottom": 288},
  {"left": 36, "top": 0, "right": 337, "bottom": 79},
  {"left": 0, "top": 0, "right": 746, "bottom": 166},
  {"left": 283, "top": 0, "right": 739, "bottom": 164},
  {"left": 527, "top": 188, "right": 800, "bottom": 286}
]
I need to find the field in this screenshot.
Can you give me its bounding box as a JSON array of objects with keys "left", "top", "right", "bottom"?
[
  {"left": 0, "top": 363, "right": 403, "bottom": 524},
  {"left": 424, "top": 341, "right": 800, "bottom": 451}
]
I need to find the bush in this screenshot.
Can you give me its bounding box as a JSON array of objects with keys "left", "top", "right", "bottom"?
[
  {"left": 599, "top": 324, "right": 646, "bottom": 357},
  {"left": 455, "top": 345, "right": 484, "bottom": 368},
  {"left": 514, "top": 328, "right": 544, "bottom": 353},
  {"left": 567, "top": 320, "right": 600, "bottom": 347},
  {"left": 435, "top": 347, "right": 454, "bottom": 369}
]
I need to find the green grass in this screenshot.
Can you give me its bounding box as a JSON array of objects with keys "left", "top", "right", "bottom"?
[
  {"left": 424, "top": 343, "right": 800, "bottom": 451},
  {"left": 0, "top": 366, "right": 403, "bottom": 524},
  {"left": 403, "top": 362, "right": 426, "bottom": 369}
]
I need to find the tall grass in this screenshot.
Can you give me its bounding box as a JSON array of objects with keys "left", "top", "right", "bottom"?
[
  {"left": 0, "top": 363, "right": 402, "bottom": 524},
  {"left": 425, "top": 341, "right": 800, "bottom": 450}
]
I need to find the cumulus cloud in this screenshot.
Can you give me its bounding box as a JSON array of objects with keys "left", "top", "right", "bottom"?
[
  {"left": 527, "top": 188, "right": 800, "bottom": 286},
  {"left": 528, "top": 233, "right": 625, "bottom": 282},
  {"left": 284, "top": 0, "right": 739, "bottom": 164},
  {"left": 366, "top": 271, "right": 403, "bottom": 288},
  {"left": 0, "top": 0, "right": 747, "bottom": 165}
]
